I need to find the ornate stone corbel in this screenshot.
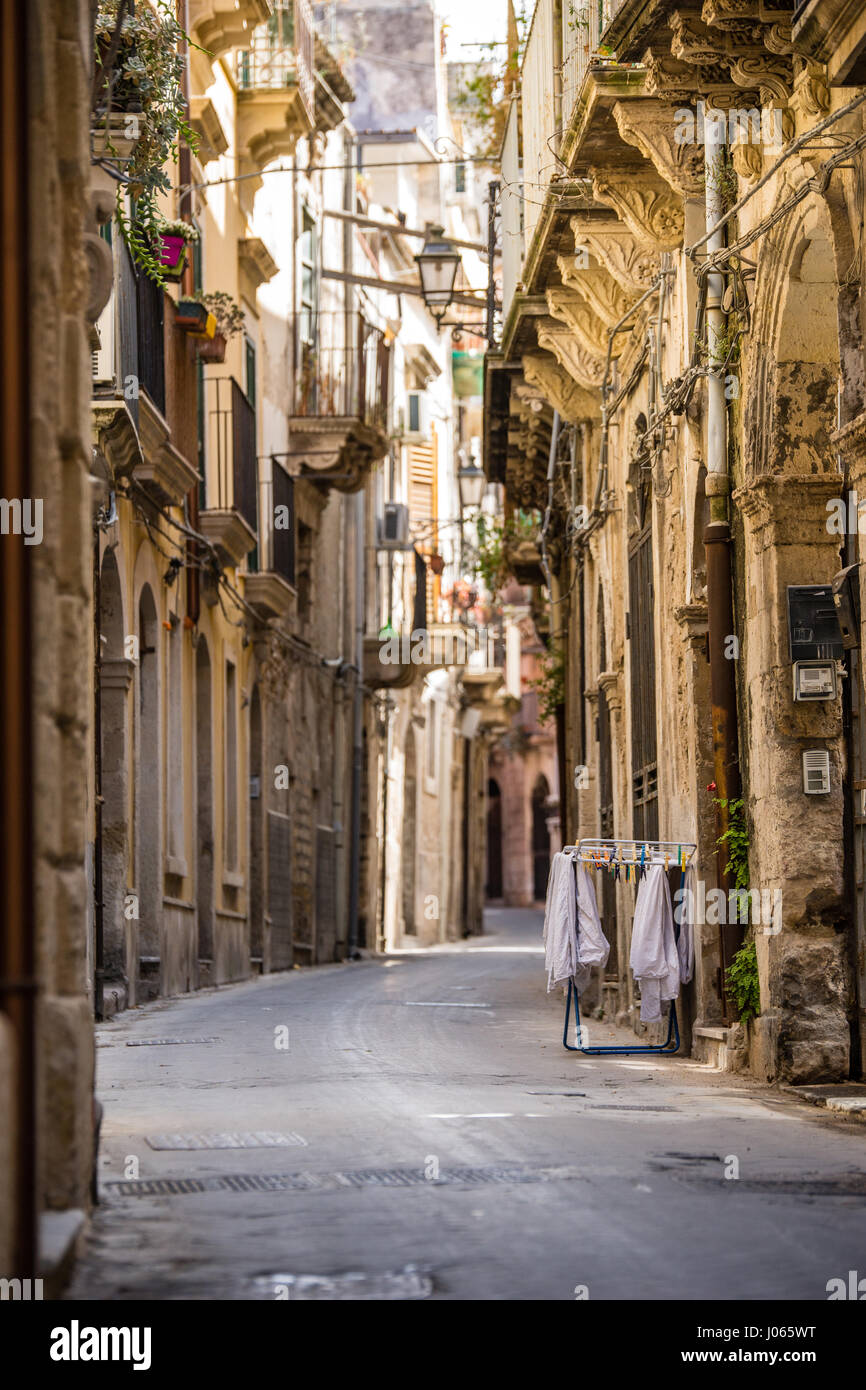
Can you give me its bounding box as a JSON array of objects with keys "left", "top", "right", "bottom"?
[
  {"left": 571, "top": 218, "right": 659, "bottom": 293},
  {"left": 522, "top": 352, "right": 600, "bottom": 425},
  {"left": 555, "top": 255, "right": 637, "bottom": 328},
  {"left": 546, "top": 286, "right": 614, "bottom": 357},
  {"left": 612, "top": 100, "right": 705, "bottom": 198},
  {"left": 589, "top": 167, "right": 685, "bottom": 251},
  {"left": 537, "top": 324, "right": 606, "bottom": 393}
]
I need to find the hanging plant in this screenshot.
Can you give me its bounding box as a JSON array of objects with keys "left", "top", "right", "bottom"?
[
  {"left": 192, "top": 292, "right": 246, "bottom": 364},
  {"left": 94, "top": 0, "right": 200, "bottom": 285},
  {"left": 531, "top": 645, "right": 566, "bottom": 724}
]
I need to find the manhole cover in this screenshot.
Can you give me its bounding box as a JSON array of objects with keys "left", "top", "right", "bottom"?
[
  {"left": 253, "top": 1265, "right": 433, "bottom": 1300},
  {"left": 125, "top": 1038, "right": 221, "bottom": 1047},
  {"left": 104, "top": 1162, "right": 586, "bottom": 1198},
  {"left": 146, "top": 1132, "right": 307, "bottom": 1150}
]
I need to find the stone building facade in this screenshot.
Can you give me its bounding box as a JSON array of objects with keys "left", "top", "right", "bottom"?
[
  {"left": 1, "top": 0, "right": 498, "bottom": 1284},
  {"left": 484, "top": 0, "right": 866, "bottom": 1082}
]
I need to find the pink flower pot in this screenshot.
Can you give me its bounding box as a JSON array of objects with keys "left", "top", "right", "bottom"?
[{"left": 159, "top": 234, "right": 187, "bottom": 280}]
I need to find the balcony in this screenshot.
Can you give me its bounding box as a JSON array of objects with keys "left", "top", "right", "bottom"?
[
  {"left": 200, "top": 377, "right": 258, "bottom": 568},
  {"left": 792, "top": 0, "right": 866, "bottom": 86},
  {"left": 289, "top": 314, "right": 392, "bottom": 492},
  {"left": 188, "top": 0, "right": 273, "bottom": 61},
  {"left": 236, "top": 0, "right": 315, "bottom": 167},
  {"left": 244, "top": 458, "right": 297, "bottom": 620}
]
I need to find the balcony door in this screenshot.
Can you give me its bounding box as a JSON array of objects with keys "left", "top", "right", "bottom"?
[{"left": 628, "top": 491, "right": 659, "bottom": 843}]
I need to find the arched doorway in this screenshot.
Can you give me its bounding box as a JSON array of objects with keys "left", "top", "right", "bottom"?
[
  {"left": 531, "top": 775, "right": 551, "bottom": 901},
  {"left": 486, "top": 777, "right": 503, "bottom": 900},
  {"left": 135, "top": 584, "right": 161, "bottom": 1001},
  {"left": 99, "top": 549, "right": 130, "bottom": 997},
  {"left": 195, "top": 637, "right": 214, "bottom": 986}
]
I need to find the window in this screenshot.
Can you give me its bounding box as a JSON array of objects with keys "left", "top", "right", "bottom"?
[
  {"left": 455, "top": 161, "right": 466, "bottom": 194},
  {"left": 244, "top": 335, "right": 256, "bottom": 408},
  {"left": 297, "top": 521, "right": 313, "bottom": 625},
  {"left": 298, "top": 206, "right": 317, "bottom": 346}
]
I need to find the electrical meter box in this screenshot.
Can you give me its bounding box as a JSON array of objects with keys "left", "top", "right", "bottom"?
[{"left": 787, "top": 585, "right": 844, "bottom": 662}]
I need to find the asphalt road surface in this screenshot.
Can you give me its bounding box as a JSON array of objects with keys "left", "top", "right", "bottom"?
[{"left": 67, "top": 908, "right": 866, "bottom": 1301}]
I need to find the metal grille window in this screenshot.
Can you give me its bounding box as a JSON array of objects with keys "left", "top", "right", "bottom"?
[
  {"left": 252, "top": 460, "right": 296, "bottom": 585},
  {"left": 628, "top": 524, "right": 659, "bottom": 843},
  {"left": 237, "top": 0, "right": 314, "bottom": 121}
]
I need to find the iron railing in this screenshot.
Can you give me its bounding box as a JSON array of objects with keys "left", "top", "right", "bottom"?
[
  {"left": 250, "top": 459, "right": 296, "bottom": 586},
  {"left": 294, "top": 314, "right": 391, "bottom": 432},
  {"left": 132, "top": 254, "right": 166, "bottom": 417},
  {"left": 203, "top": 376, "right": 258, "bottom": 533},
  {"left": 237, "top": 0, "right": 315, "bottom": 124}
]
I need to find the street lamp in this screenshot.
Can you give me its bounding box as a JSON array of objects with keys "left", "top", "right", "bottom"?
[
  {"left": 457, "top": 453, "right": 485, "bottom": 513},
  {"left": 415, "top": 225, "right": 461, "bottom": 328}
]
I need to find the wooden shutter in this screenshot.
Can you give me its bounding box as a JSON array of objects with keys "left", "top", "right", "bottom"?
[{"left": 408, "top": 423, "right": 439, "bottom": 616}]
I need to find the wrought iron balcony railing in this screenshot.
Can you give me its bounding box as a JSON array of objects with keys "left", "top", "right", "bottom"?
[
  {"left": 249, "top": 458, "right": 296, "bottom": 587},
  {"left": 203, "top": 376, "right": 258, "bottom": 533},
  {"left": 237, "top": 0, "right": 315, "bottom": 124},
  {"left": 293, "top": 315, "right": 391, "bottom": 433}
]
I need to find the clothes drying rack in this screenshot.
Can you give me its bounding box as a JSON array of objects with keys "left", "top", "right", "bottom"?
[{"left": 560, "top": 837, "right": 697, "bottom": 1057}]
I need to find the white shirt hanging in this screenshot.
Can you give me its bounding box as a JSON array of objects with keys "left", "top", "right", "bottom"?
[
  {"left": 630, "top": 863, "right": 680, "bottom": 1022},
  {"left": 543, "top": 852, "right": 578, "bottom": 993},
  {"left": 573, "top": 859, "right": 610, "bottom": 994}
]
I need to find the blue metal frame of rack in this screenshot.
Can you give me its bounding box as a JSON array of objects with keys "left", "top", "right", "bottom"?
[{"left": 560, "top": 837, "right": 696, "bottom": 1057}]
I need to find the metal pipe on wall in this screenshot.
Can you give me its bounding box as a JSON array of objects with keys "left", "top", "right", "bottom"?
[{"left": 703, "top": 111, "right": 743, "bottom": 1013}]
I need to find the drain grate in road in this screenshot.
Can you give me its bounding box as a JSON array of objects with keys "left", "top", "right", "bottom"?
[
  {"left": 146, "top": 1131, "right": 308, "bottom": 1150},
  {"left": 125, "top": 1037, "right": 221, "bottom": 1047},
  {"left": 104, "top": 1162, "right": 586, "bottom": 1199},
  {"left": 253, "top": 1266, "right": 433, "bottom": 1300},
  {"left": 587, "top": 1104, "right": 678, "bottom": 1113}
]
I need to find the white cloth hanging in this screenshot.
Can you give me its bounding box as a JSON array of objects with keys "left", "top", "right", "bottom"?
[
  {"left": 543, "top": 853, "right": 610, "bottom": 994},
  {"left": 630, "top": 863, "right": 680, "bottom": 1022},
  {"left": 543, "top": 852, "right": 577, "bottom": 992},
  {"left": 573, "top": 860, "right": 610, "bottom": 994}
]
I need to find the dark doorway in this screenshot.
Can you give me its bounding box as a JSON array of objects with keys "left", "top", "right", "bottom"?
[
  {"left": 248, "top": 685, "right": 263, "bottom": 969},
  {"left": 531, "top": 775, "right": 551, "bottom": 901},
  {"left": 195, "top": 638, "right": 214, "bottom": 986},
  {"left": 597, "top": 590, "right": 617, "bottom": 974},
  {"left": 486, "top": 777, "right": 503, "bottom": 899},
  {"left": 135, "top": 585, "right": 161, "bottom": 1001}
]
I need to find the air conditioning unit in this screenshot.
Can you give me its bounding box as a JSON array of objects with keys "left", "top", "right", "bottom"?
[
  {"left": 404, "top": 390, "right": 430, "bottom": 440},
  {"left": 379, "top": 502, "right": 410, "bottom": 550},
  {"left": 802, "top": 749, "right": 831, "bottom": 795},
  {"left": 92, "top": 296, "right": 116, "bottom": 389}
]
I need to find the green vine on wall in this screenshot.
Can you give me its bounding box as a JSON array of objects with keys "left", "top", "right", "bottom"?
[
  {"left": 474, "top": 510, "right": 541, "bottom": 594},
  {"left": 726, "top": 941, "right": 760, "bottom": 1023}
]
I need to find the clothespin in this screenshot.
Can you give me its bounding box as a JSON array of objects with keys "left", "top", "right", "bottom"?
[
  {"left": 640, "top": 843, "right": 646, "bottom": 869},
  {"left": 677, "top": 844, "right": 682, "bottom": 869},
  {"left": 665, "top": 852, "right": 670, "bottom": 872}
]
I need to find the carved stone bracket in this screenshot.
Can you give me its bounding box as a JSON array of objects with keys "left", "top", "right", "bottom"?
[
  {"left": 571, "top": 217, "right": 660, "bottom": 293},
  {"left": 537, "top": 324, "right": 606, "bottom": 393},
  {"left": 612, "top": 100, "right": 705, "bottom": 197},
  {"left": 522, "top": 352, "right": 600, "bottom": 425},
  {"left": 555, "top": 256, "right": 637, "bottom": 328},
  {"left": 546, "top": 286, "right": 613, "bottom": 357},
  {"left": 589, "top": 167, "right": 684, "bottom": 251}
]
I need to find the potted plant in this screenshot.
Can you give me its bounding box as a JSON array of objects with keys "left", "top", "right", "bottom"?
[
  {"left": 93, "top": 1, "right": 199, "bottom": 285},
  {"left": 175, "top": 297, "right": 215, "bottom": 340},
  {"left": 156, "top": 218, "right": 199, "bottom": 281},
  {"left": 195, "top": 291, "right": 246, "bottom": 364}
]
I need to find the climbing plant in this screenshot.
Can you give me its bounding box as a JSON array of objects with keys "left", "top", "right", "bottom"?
[
  {"left": 531, "top": 645, "right": 566, "bottom": 724},
  {"left": 726, "top": 940, "right": 761, "bottom": 1023}
]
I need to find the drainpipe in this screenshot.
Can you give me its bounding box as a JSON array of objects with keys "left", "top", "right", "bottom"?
[
  {"left": 703, "top": 112, "right": 743, "bottom": 1013},
  {"left": 347, "top": 486, "right": 364, "bottom": 958}
]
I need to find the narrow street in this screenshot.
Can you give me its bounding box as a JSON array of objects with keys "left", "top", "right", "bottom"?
[{"left": 68, "top": 909, "right": 866, "bottom": 1303}]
